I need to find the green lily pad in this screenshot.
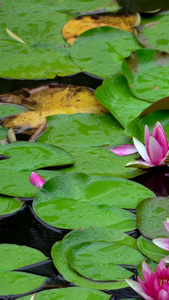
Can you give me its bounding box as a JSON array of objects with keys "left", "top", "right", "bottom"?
[
  {"left": 59, "top": 146, "right": 143, "bottom": 179},
  {"left": 19, "top": 287, "right": 111, "bottom": 300},
  {"left": 0, "top": 41, "right": 79, "bottom": 79},
  {"left": 37, "top": 113, "right": 129, "bottom": 147},
  {"left": 137, "top": 235, "right": 169, "bottom": 263},
  {"left": 35, "top": 172, "right": 154, "bottom": 209},
  {"left": 137, "top": 197, "right": 169, "bottom": 239},
  {"left": 122, "top": 49, "right": 169, "bottom": 101},
  {"left": 1, "top": 0, "right": 115, "bottom": 14},
  {"left": 0, "top": 141, "right": 74, "bottom": 171},
  {"left": 0, "top": 195, "right": 22, "bottom": 215},
  {"left": 137, "top": 14, "right": 169, "bottom": 52},
  {"left": 37, "top": 113, "right": 143, "bottom": 178},
  {"left": 33, "top": 173, "right": 137, "bottom": 230},
  {"left": 0, "top": 169, "right": 61, "bottom": 197},
  {"left": 71, "top": 26, "right": 142, "bottom": 78},
  {"left": 0, "top": 244, "right": 47, "bottom": 296},
  {"left": 51, "top": 227, "right": 145, "bottom": 290},
  {"left": 95, "top": 73, "right": 150, "bottom": 127}
]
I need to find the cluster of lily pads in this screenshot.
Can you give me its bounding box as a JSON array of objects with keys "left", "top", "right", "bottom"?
[{"left": 1, "top": 0, "right": 169, "bottom": 299}]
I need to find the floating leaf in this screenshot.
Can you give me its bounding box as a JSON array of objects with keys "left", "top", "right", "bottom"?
[
  {"left": 122, "top": 49, "right": 169, "bottom": 101},
  {"left": 0, "top": 195, "right": 22, "bottom": 215},
  {"left": 51, "top": 227, "right": 145, "bottom": 290},
  {"left": 0, "top": 141, "right": 74, "bottom": 171},
  {"left": 37, "top": 113, "right": 143, "bottom": 178},
  {"left": 0, "top": 41, "right": 79, "bottom": 79},
  {"left": 0, "top": 244, "right": 47, "bottom": 296},
  {"left": 0, "top": 85, "right": 108, "bottom": 132},
  {"left": 137, "top": 197, "right": 169, "bottom": 239},
  {"left": 137, "top": 13, "right": 169, "bottom": 52},
  {"left": 117, "top": 0, "right": 167, "bottom": 13},
  {"left": 95, "top": 73, "right": 150, "bottom": 127},
  {"left": 137, "top": 235, "right": 169, "bottom": 263},
  {"left": 0, "top": 169, "right": 61, "bottom": 197},
  {"left": 62, "top": 13, "right": 139, "bottom": 45},
  {"left": 33, "top": 173, "right": 137, "bottom": 230},
  {"left": 71, "top": 26, "right": 142, "bottom": 78},
  {"left": 1, "top": 0, "right": 116, "bottom": 14},
  {"left": 20, "top": 287, "right": 111, "bottom": 300}
]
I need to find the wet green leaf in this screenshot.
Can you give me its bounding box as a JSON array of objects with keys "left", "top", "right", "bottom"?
[
  {"left": 137, "top": 197, "right": 169, "bottom": 239},
  {"left": 0, "top": 169, "right": 61, "bottom": 197},
  {"left": 20, "top": 287, "right": 111, "bottom": 300},
  {"left": 0, "top": 41, "right": 79, "bottom": 79},
  {"left": 33, "top": 173, "right": 137, "bottom": 230},
  {"left": 37, "top": 114, "right": 143, "bottom": 178},
  {"left": 71, "top": 26, "right": 142, "bottom": 78},
  {"left": 122, "top": 49, "right": 169, "bottom": 101},
  {"left": 137, "top": 13, "right": 169, "bottom": 52},
  {"left": 0, "top": 244, "right": 47, "bottom": 295},
  {"left": 1, "top": 0, "right": 115, "bottom": 14},
  {"left": 51, "top": 227, "right": 144, "bottom": 290},
  {"left": 137, "top": 235, "right": 169, "bottom": 263},
  {"left": 0, "top": 195, "right": 22, "bottom": 215},
  {"left": 0, "top": 141, "right": 74, "bottom": 171},
  {"left": 95, "top": 73, "right": 150, "bottom": 127}
]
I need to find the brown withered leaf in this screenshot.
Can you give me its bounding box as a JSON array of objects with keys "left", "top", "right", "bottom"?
[
  {"left": 62, "top": 14, "right": 140, "bottom": 45},
  {"left": 0, "top": 84, "right": 109, "bottom": 133}
]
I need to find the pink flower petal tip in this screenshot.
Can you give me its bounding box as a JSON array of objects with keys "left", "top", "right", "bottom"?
[
  {"left": 111, "top": 122, "right": 169, "bottom": 169},
  {"left": 30, "top": 172, "right": 46, "bottom": 189},
  {"left": 126, "top": 259, "right": 169, "bottom": 300}
]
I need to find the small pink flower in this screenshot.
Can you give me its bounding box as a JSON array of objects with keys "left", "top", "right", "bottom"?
[
  {"left": 126, "top": 259, "right": 169, "bottom": 300},
  {"left": 30, "top": 172, "right": 46, "bottom": 189},
  {"left": 153, "top": 218, "right": 169, "bottom": 252},
  {"left": 110, "top": 122, "right": 169, "bottom": 168}
]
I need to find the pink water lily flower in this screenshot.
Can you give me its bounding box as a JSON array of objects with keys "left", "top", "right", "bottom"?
[
  {"left": 126, "top": 259, "right": 169, "bottom": 300},
  {"left": 110, "top": 122, "right": 169, "bottom": 168},
  {"left": 30, "top": 172, "right": 46, "bottom": 189},
  {"left": 153, "top": 218, "right": 169, "bottom": 252}
]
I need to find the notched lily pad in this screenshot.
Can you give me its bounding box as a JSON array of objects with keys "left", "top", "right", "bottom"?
[
  {"left": 0, "top": 141, "right": 74, "bottom": 171},
  {"left": 0, "top": 244, "right": 47, "bottom": 296},
  {"left": 122, "top": 49, "right": 169, "bottom": 101},
  {"left": 33, "top": 173, "right": 137, "bottom": 231},
  {"left": 137, "top": 197, "right": 169, "bottom": 239},
  {"left": 51, "top": 227, "right": 145, "bottom": 290},
  {"left": 71, "top": 26, "right": 142, "bottom": 78},
  {"left": 62, "top": 13, "right": 139, "bottom": 45}
]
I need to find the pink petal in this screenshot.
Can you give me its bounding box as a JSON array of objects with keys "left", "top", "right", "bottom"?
[
  {"left": 110, "top": 144, "right": 137, "bottom": 156},
  {"left": 125, "top": 279, "right": 154, "bottom": 300},
  {"left": 158, "top": 289, "right": 169, "bottom": 300},
  {"left": 144, "top": 125, "right": 151, "bottom": 155},
  {"left": 30, "top": 172, "right": 46, "bottom": 189},
  {"left": 164, "top": 221, "right": 169, "bottom": 233},
  {"left": 153, "top": 238, "right": 169, "bottom": 251},
  {"left": 125, "top": 160, "right": 154, "bottom": 169},
  {"left": 133, "top": 137, "right": 151, "bottom": 162},
  {"left": 152, "top": 122, "right": 168, "bottom": 156},
  {"left": 142, "top": 261, "right": 154, "bottom": 279},
  {"left": 148, "top": 136, "right": 164, "bottom": 165}
]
